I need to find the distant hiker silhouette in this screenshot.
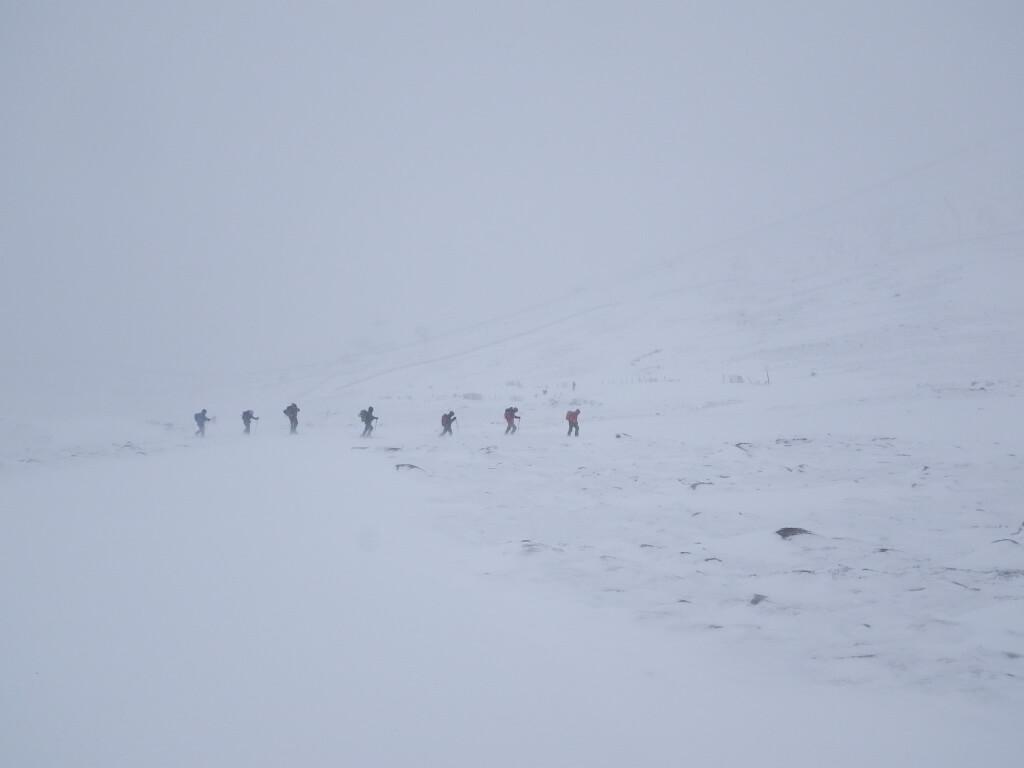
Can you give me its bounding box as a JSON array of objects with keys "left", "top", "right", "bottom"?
[
  {"left": 566, "top": 408, "right": 581, "bottom": 437},
  {"left": 360, "top": 406, "right": 378, "bottom": 437},
  {"left": 241, "top": 410, "right": 259, "bottom": 434},
  {"left": 283, "top": 403, "right": 300, "bottom": 434},
  {"left": 441, "top": 410, "right": 456, "bottom": 436},
  {"left": 504, "top": 406, "right": 520, "bottom": 434},
  {"left": 194, "top": 409, "right": 212, "bottom": 437}
]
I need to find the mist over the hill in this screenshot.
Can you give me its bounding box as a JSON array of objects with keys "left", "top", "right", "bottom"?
[{"left": 2, "top": 1, "right": 1022, "bottom": 415}]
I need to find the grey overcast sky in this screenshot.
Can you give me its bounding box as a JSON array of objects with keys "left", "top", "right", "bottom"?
[{"left": 2, "top": 1, "right": 1022, "bottom": 408}]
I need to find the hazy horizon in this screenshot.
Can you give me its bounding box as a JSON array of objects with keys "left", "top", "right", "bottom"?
[{"left": 3, "top": 1, "right": 1023, "bottom": 412}]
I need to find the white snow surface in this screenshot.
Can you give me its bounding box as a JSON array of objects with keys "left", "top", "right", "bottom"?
[{"left": 3, "top": 160, "right": 1024, "bottom": 765}]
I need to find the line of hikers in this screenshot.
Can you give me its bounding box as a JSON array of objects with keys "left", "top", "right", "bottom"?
[
  {"left": 194, "top": 404, "right": 581, "bottom": 438},
  {"left": 194, "top": 403, "right": 301, "bottom": 437},
  {"left": 445, "top": 407, "right": 580, "bottom": 437},
  {"left": 502, "top": 406, "right": 580, "bottom": 436}
]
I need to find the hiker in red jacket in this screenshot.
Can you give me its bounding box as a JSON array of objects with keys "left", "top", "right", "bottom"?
[
  {"left": 504, "top": 406, "right": 520, "bottom": 434},
  {"left": 566, "top": 408, "right": 581, "bottom": 437}
]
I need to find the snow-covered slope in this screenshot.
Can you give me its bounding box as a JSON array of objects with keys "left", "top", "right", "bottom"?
[
  {"left": 3, "top": 146, "right": 1023, "bottom": 764},
  {"left": 4, "top": 432, "right": 1016, "bottom": 767},
  {"left": 294, "top": 145, "right": 1024, "bottom": 700}
]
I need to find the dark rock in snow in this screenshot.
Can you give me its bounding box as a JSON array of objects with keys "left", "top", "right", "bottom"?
[
  {"left": 750, "top": 594, "right": 767, "bottom": 605},
  {"left": 950, "top": 580, "right": 980, "bottom": 591},
  {"left": 776, "top": 437, "right": 810, "bottom": 446},
  {"left": 395, "top": 463, "right": 424, "bottom": 471},
  {"left": 776, "top": 527, "right": 812, "bottom": 539}
]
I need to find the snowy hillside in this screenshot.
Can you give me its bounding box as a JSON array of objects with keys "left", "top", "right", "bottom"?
[
  {"left": 3, "top": 145, "right": 1023, "bottom": 765},
  {"left": 293, "top": 143, "right": 1024, "bottom": 699}
]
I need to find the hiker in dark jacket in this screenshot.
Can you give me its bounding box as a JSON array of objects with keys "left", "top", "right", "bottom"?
[
  {"left": 360, "top": 406, "right": 378, "bottom": 437},
  {"left": 283, "top": 403, "right": 300, "bottom": 434},
  {"left": 440, "top": 410, "right": 456, "bottom": 436},
  {"left": 194, "top": 408, "right": 212, "bottom": 437},
  {"left": 242, "top": 410, "right": 259, "bottom": 434}
]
